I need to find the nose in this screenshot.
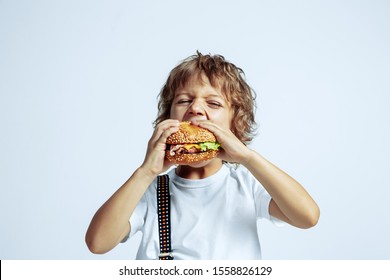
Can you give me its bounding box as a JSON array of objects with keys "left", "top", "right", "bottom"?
[{"left": 188, "top": 99, "right": 205, "bottom": 116}]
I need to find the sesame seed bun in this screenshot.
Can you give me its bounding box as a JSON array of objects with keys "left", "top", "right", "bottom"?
[
  {"left": 165, "top": 149, "right": 219, "bottom": 164},
  {"left": 166, "top": 121, "right": 216, "bottom": 144},
  {"left": 165, "top": 122, "right": 219, "bottom": 165}
]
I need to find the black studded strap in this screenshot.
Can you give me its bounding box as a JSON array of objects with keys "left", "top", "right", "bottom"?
[{"left": 157, "top": 174, "right": 174, "bottom": 260}]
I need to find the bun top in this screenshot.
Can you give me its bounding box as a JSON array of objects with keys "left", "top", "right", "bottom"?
[{"left": 166, "top": 121, "right": 216, "bottom": 144}]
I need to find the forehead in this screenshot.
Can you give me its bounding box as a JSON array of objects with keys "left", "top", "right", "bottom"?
[{"left": 175, "top": 72, "right": 226, "bottom": 99}]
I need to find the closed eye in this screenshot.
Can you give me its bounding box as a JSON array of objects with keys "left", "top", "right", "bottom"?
[
  {"left": 177, "top": 99, "right": 192, "bottom": 104},
  {"left": 207, "top": 101, "right": 223, "bottom": 108}
]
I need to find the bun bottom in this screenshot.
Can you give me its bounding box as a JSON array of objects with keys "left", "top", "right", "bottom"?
[{"left": 165, "top": 150, "right": 219, "bottom": 165}]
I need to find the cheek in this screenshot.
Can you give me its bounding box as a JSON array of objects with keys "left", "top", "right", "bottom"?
[
  {"left": 212, "top": 110, "right": 233, "bottom": 130},
  {"left": 169, "top": 105, "right": 182, "bottom": 120},
  {"left": 226, "top": 111, "right": 235, "bottom": 131}
]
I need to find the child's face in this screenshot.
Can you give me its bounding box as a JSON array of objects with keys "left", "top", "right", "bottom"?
[{"left": 170, "top": 73, "right": 233, "bottom": 129}]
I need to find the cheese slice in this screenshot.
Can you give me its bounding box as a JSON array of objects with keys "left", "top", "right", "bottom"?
[{"left": 183, "top": 143, "right": 201, "bottom": 150}]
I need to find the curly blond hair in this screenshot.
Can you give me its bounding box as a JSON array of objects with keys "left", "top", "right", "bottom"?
[{"left": 154, "top": 51, "right": 257, "bottom": 144}]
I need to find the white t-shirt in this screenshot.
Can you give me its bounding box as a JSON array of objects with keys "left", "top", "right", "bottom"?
[{"left": 128, "top": 163, "right": 281, "bottom": 259}]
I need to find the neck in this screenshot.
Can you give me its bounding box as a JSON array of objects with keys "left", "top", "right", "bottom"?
[{"left": 176, "top": 159, "right": 223, "bottom": 179}]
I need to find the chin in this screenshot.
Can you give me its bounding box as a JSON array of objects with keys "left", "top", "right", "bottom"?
[
  {"left": 180, "top": 158, "right": 222, "bottom": 169},
  {"left": 185, "top": 160, "right": 213, "bottom": 168}
]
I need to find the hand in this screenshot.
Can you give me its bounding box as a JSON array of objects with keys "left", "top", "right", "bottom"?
[
  {"left": 191, "top": 120, "right": 252, "bottom": 165},
  {"left": 140, "top": 119, "right": 180, "bottom": 178}
]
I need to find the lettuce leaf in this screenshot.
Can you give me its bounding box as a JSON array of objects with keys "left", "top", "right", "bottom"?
[{"left": 199, "top": 142, "right": 221, "bottom": 151}]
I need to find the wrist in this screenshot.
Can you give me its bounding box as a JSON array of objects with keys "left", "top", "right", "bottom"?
[
  {"left": 136, "top": 165, "right": 159, "bottom": 183},
  {"left": 239, "top": 148, "right": 255, "bottom": 167}
]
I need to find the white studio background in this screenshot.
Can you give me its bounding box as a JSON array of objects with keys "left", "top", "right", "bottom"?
[{"left": 0, "top": 0, "right": 389, "bottom": 260}]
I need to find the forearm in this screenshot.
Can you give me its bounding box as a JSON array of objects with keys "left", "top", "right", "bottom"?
[
  {"left": 244, "top": 150, "right": 320, "bottom": 228},
  {"left": 85, "top": 166, "right": 155, "bottom": 254}
]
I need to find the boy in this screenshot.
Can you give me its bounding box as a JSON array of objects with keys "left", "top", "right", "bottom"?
[{"left": 85, "top": 52, "right": 320, "bottom": 259}]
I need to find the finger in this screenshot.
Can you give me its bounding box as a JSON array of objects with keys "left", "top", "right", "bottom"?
[
  {"left": 191, "top": 119, "right": 220, "bottom": 134},
  {"left": 154, "top": 119, "right": 180, "bottom": 136},
  {"left": 191, "top": 120, "right": 229, "bottom": 143},
  {"left": 150, "top": 119, "right": 180, "bottom": 143},
  {"left": 159, "top": 125, "right": 180, "bottom": 143}
]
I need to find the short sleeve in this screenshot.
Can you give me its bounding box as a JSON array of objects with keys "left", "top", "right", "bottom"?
[
  {"left": 256, "top": 186, "right": 272, "bottom": 220},
  {"left": 255, "top": 188, "right": 285, "bottom": 226}
]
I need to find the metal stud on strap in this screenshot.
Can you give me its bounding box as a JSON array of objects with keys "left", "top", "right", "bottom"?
[{"left": 157, "top": 174, "right": 174, "bottom": 260}]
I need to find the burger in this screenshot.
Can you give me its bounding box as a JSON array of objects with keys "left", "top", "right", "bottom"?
[{"left": 165, "top": 121, "right": 221, "bottom": 164}]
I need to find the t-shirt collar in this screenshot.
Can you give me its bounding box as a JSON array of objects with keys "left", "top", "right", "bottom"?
[{"left": 168, "top": 164, "right": 229, "bottom": 189}]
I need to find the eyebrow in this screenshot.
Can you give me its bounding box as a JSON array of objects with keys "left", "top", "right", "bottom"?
[
  {"left": 207, "top": 94, "right": 225, "bottom": 99},
  {"left": 174, "top": 93, "right": 225, "bottom": 100}
]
